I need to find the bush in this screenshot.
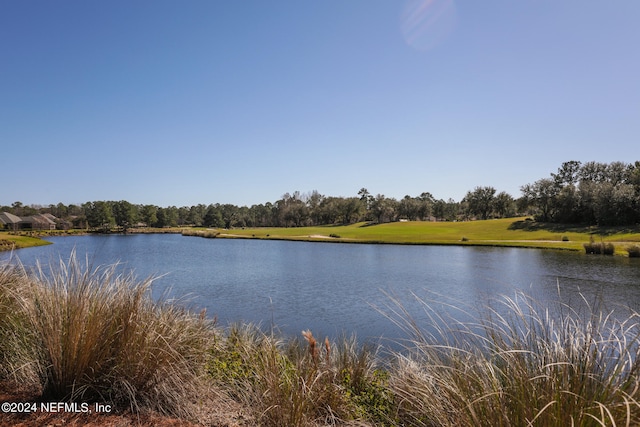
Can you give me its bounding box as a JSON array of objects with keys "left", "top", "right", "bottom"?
[
  {"left": 561, "top": 235, "right": 570, "bottom": 241},
  {"left": 602, "top": 242, "right": 615, "bottom": 255},
  {"left": 627, "top": 245, "right": 640, "bottom": 258},
  {"left": 584, "top": 240, "right": 615, "bottom": 255}
]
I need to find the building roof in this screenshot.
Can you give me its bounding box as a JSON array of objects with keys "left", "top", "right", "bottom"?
[
  {"left": 22, "top": 214, "right": 56, "bottom": 225},
  {"left": 0, "top": 211, "right": 22, "bottom": 225}
]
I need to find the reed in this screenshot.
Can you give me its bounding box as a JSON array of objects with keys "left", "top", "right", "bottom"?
[{"left": 181, "top": 229, "right": 220, "bottom": 238}]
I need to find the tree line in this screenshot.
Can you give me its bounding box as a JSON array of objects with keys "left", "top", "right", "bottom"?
[
  {"left": 521, "top": 160, "right": 640, "bottom": 226},
  {"left": 3, "top": 161, "right": 638, "bottom": 231}
]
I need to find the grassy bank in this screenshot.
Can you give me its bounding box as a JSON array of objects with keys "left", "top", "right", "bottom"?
[
  {"left": 6, "top": 218, "right": 640, "bottom": 256},
  {"left": 2, "top": 257, "right": 640, "bottom": 426},
  {"left": 199, "top": 217, "right": 640, "bottom": 254},
  {"left": 0, "top": 232, "right": 52, "bottom": 251}
]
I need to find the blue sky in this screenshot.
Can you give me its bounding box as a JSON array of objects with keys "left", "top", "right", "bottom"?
[{"left": 2, "top": 1, "right": 639, "bottom": 208}]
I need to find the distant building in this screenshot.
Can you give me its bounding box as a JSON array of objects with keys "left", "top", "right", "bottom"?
[
  {"left": 0, "top": 212, "right": 22, "bottom": 231},
  {"left": 21, "top": 214, "right": 57, "bottom": 230},
  {"left": 0, "top": 212, "right": 57, "bottom": 230}
]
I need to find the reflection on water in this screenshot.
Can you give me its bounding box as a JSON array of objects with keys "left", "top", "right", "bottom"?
[{"left": 3, "top": 234, "right": 639, "bottom": 343}]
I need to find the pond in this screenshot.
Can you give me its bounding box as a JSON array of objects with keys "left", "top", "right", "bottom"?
[{"left": 3, "top": 234, "right": 640, "bottom": 343}]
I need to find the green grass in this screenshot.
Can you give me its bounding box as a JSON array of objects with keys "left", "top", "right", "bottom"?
[
  {"left": 0, "top": 232, "right": 52, "bottom": 250},
  {"left": 198, "top": 217, "right": 640, "bottom": 254}
]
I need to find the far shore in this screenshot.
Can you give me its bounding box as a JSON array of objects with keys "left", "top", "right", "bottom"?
[{"left": 3, "top": 217, "right": 640, "bottom": 256}]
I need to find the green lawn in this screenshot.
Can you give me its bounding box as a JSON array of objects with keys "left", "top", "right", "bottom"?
[
  {"left": 209, "top": 217, "right": 640, "bottom": 254},
  {"left": 0, "top": 232, "right": 53, "bottom": 251}
]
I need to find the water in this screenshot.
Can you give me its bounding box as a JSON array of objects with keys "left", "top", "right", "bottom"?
[{"left": 3, "top": 234, "right": 640, "bottom": 343}]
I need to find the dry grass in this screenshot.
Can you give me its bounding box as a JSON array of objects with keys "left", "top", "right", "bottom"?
[
  {"left": 383, "top": 289, "right": 640, "bottom": 426},
  {"left": 182, "top": 229, "right": 220, "bottom": 238},
  {"left": 207, "top": 324, "right": 391, "bottom": 426},
  {"left": 4, "top": 253, "right": 640, "bottom": 426},
  {"left": 0, "top": 253, "right": 219, "bottom": 421}
]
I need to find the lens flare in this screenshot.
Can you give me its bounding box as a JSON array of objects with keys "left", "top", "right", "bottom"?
[{"left": 400, "top": 0, "right": 457, "bottom": 51}]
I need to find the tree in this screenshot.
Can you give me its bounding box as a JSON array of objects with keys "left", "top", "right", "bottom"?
[
  {"left": 358, "top": 188, "right": 373, "bottom": 219},
  {"left": 156, "top": 206, "right": 178, "bottom": 227},
  {"left": 370, "top": 194, "right": 397, "bottom": 223},
  {"left": 553, "top": 185, "right": 579, "bottom": 223},
  {"left": 186, "top": 204, "right": 206, "bottom": 226},
  {"left": 140, "top": 205, "right": 158, "bottom": 227},
  {"left": 417, "top": 192, "right": 435, "bottom": 220},
  {"left": 340, "top": 197, "right": 365, "bottom": 224},
  {"left": 317, "top": 197, "right": 340, "bottom": 224},
  {"left": 463, "top": 186, "right": 497, "bottom": 220},
  {"left": 84, "top": 201, "right": 115, "bottom": 232},
  {"left": 552, "top": 160, "right": 581, "bottom": 187},
  {"left": 520, "top": 179, "right": 558, "bottom": 222},
  {"left": 112, "top": 200, "right": 138, "bottom": 233},
  {"left": 606, "top": 161, "right": 628, "bottom": 186},
  {"left": 493, "top": 191, "right": 516, "bottom": 218},
  {"left": 306, "top": 190, "right": 324, "bottom": 225},
  {"left": 203, "top": 204, "right": 224, "bottom": 228},
  {"left": 398, "top": 195, "right": 420, "bottom": 220},
  {"left": 579, "top": 161, "right": 608, "bottom": 183}
]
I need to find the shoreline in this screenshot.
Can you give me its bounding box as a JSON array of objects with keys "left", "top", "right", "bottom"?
[{"left": 3, "top": 217, "right": 640, "bottom": 256}]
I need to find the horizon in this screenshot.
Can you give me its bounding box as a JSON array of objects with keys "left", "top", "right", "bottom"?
[{"left": 2, "top": 1, "right": 638, "bottom": 208}]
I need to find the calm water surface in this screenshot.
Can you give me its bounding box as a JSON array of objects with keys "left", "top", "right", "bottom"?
[{"left": 3, "top": 234, "right": 640, "bottom": 342}]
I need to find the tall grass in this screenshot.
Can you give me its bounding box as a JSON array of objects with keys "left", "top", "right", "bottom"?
[
  {"left": 207, "top": 324, "right": 393, "bottom": 426},
  {"left": 0, "top": 254, "right": 217, "bottom": 419},
  {"left": 182, "top": 228, "right": 220, "bottom": 238},
  {"left": 5, "top": 253, "right": 640, "bottom": 425},
  {"left": 385, "top": 290, "right": 640, "bottom": 426},
  {"left": 0, "top": 263, "right": 39, "bottom": 383}
]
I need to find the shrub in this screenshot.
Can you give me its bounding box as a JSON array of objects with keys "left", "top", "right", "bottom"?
[
  {"left": 561, "top": 235, "right": 570, "bottom": 241},
  {"left": 584, "top": 241, "right": 601, "bottom": 254},
  {"left": 602, "top": 242, "right": 615, "bottom": 255},
  {"left": 627, "top": 245, "right": 640, "bottom": 258},
  {"left": 584, "top": 239, "right": 615, "bottom": 255}
]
